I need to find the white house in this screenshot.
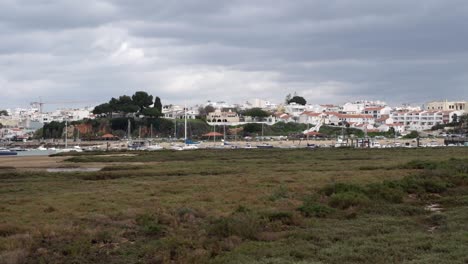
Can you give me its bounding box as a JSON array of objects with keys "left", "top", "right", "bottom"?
[
  {"left": 327, "top": 113, "right": 375, "bottom": 126},
  {"left": 298, "top": 111, "right": 327, "bottom": 125},
  {"left": 377, "top": 123, "right": 406, "bottom": 134},
  {"left": 284, "top": 103, "right": 307, "bottom": 117}
]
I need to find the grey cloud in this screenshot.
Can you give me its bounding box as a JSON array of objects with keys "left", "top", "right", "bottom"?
[{"left": 0, "top": 0, "right": 467, "bottom": 109}]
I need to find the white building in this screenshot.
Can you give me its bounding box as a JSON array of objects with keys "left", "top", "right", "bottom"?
[
  {"left": 284, "top": 103, "right": 307, "bottom": 116},
  {"left": 391, "top": 110, "right": 463, "bottom": 131},
  {"left": 298, "top": 112, "right": 327, "bottom": 125},
  {"left": 327, "top": 113, "right": 375, "bottom": 126},
  {"left": 251, "top": 99, "right": 278, "bottom": 110},
  {"left": 207, "top": 109, "right": 240, "bottom": 123},
  {"left": 363, "top": 106, "right": 392, "bottom": 119},
  {"left": 425, "top": 100, "right": 467, "bottom": 112}
]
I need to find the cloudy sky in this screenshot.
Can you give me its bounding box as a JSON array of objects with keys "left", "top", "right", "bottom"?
[{"left": 1, "top": 0, "right": 467, "bottom": 110}]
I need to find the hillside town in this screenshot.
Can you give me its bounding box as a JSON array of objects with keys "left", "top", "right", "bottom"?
[{"left": 0, "top": 96, "right": 466, "bottom": 142}]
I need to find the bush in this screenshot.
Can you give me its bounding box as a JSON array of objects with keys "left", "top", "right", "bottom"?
[
  {"left": 398, "top": 176, "right": 448, "bottom": 194},
  {"left": 268, "top": 185, "right": 289, "bottom": 201},
  {"left": 136, "top": 214, "right": 163, "bottom": 236},
  {"left": 402, "top": 160, "right": 439, "bottom": 170},
  {"left": 208, "top": 212, "right": 264, "bottom": 240},
  {"left": 321, "top": 183, "right": 366, "bottom": 196},
  {"left": 329, "top": 192, "right": 370, "bottom": 209},
  {"left": 298, "top": 202, "right": 334, "bottom": 218},
  {"left": 366, "top": 183, "right": 405, "bottom": 203}
]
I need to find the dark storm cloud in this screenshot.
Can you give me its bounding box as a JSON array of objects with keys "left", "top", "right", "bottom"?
[{"left": 0, "top": 0, "right": 467, "bottom": 108}]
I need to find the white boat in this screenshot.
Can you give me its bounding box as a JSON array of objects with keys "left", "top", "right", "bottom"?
[
  {"left": 145, "top": 145, "right": 164, "bottom": 151},
  {"left": 182, "top": 144, "right": 198, "bottom": 150},
  {"left": 171, "top": 145, "right": 184, "bottom": 151},
  {"left": 174, "top": 104, "right": 200, "bottom": 151},
  {"left": 56, "top": 146, "right": 83, "bottom": 153}
]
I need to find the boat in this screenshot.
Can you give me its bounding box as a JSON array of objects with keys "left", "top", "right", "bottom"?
[
  {"left": 257, "top": 143, "right": 273, "bottom": 149},
  {"left": 145, "top": 145, "right": 164, "bottom": 151},
  {"left": 307, "top": 143, "right": 318, "bottom": 149},
  {"left": 56, "top": 146, "right": 83, "bottom": 153},
  {"left": 0, "top": 150, "right": 18, "bottom": 156},
  {"left": 177, "top": 104, "right": 199, "bottom": 151}
]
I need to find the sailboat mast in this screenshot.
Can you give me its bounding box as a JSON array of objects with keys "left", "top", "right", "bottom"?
[
  {"left": 261, "top": 123, "right": 264, "bottom": 142},
  {"left": 127, "top": 119, "right": 131, "bottom": 140},
  {"left": 184, "top": 105, "right": 187, "bottom": 142},
  {"left": 64, "top": 119, "right": 68, "bottom": 148}
]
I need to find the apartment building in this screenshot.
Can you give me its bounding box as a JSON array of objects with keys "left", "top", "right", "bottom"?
[{"left": 391, "top": 110, "right": 463, "bottom": 131}]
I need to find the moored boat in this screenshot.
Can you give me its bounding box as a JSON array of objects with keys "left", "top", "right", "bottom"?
[{"left": 0, "top": 150, "right": 18, "bottom": 156}]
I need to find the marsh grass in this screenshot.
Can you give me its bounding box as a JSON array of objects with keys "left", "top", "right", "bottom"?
[{"left": 1, "top": 148, "right": 467, "bottom": 263}]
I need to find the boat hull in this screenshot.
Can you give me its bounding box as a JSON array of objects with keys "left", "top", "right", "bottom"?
[{"left": 0, "top": 151, "right": 18, "bottom": 156}]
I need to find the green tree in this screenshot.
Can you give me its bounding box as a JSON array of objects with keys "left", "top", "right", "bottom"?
[
  {"left": 132, "top": 91, "right": 154, "bottom": 112},
  {"left": 116, "top": 95, "right": 139, "bottom": 114},
  {"left": 198, "top": 105, "right": 216, "bottom": 118},
  {"left": 287, "top": 96, "right": 307, "bottom": 105},
  {"left": 403, "top": 131, "right": 419, "bottom": 139},
  {"left": 0, "top": 110, "right": 8, "bottom": 116},
  {"left": 42, "top": 121, "right": 65, "bottom": 139},
  {"left": 0, "top": 122, "right": 3, "bottom": 129},
  {"left": 92, "top": 103, "right": 112, "bottom": 116},
  {"left": 243, "top": 108, "right": 270, "bottom": 118},
  {"left": 142, "top": 107, "right": 162, "bottom": 117},
  {"left": 154, "top": 96, "right": 162, "bottom": 112},
  {"left": 284, "top": 93, "right": 292, "bottom": 104},
  {"left": 243, "top": 123, "right": 263, "bottom": 134}
]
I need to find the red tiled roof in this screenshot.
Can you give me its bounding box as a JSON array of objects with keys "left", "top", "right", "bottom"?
[
  {"left": 330, "top": 113, "right": 374, "bottom": 119},
  {"left": 304, "top": 131, "right": 323, "bottom": 136},
  {"left": 300, "top": 111, "right": 322, "bottom": 117},
  {"left": 203, "top": 132, "right": 223, "bottom": 137}
]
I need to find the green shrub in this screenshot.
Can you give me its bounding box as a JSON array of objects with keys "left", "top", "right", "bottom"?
[
  {"left": 298, "top": 202, "right": 334, "bottom": 218},
  {"left": 329, "top": 192, "right": 370, "bottom": 209},
  {"left": 398, "top": 176, "right": 448, "bottom": 194},
  {"left": 321, "top": 183, "right": 366, "bottom": 196},
  {"left": 402, "top": 160, "right": 439, "bottom": 170},
  {"left": 208, "top": 212, "right": 264, "bottom": 240},
  {"left": 268, "top": 185, "right": 289, "bottom": 201},
  {"left": 366, "top": 183, "right": 405, "bottom": 203},
  {"left": 266, "top": 211, "right": 294, "bottom": 224},
  {"left": 136, "top": 214, "right": 163, "bottom": 236}
]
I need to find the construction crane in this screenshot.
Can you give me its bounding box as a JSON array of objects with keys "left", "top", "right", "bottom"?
[{"left": 30, "top": 98, "right": 98, "bottom": 113}]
